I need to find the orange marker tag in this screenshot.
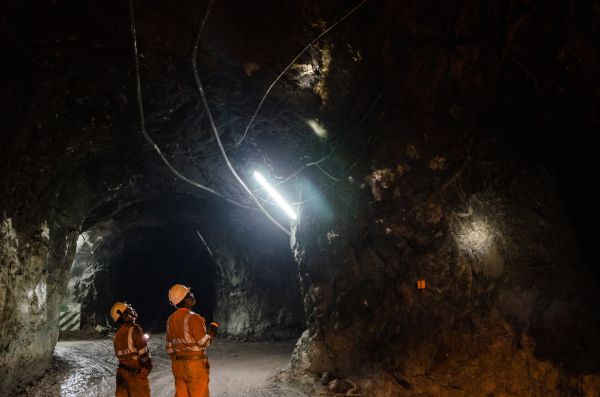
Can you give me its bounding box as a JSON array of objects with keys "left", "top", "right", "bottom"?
[{"left": 417, "top": 279, "right": 426, "bottom": 289}]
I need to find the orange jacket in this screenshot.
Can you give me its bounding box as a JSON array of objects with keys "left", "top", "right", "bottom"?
[
  {"left": 113, "top": 323, "right": 150, "bottom": 368},
  {"left": 166, "top": 308, "right": 212, "bottom": 357}
]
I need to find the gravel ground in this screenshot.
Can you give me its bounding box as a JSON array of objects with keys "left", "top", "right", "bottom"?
[{"left": 18, "top": 335, "right": 314, "bottom": 397}]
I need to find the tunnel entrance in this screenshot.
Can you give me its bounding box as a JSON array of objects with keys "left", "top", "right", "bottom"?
[
  {"left": 62, "top": 197, "right": 304, "bottom": 340},
  {"left": 114, "top": 222, "right": 217, "bottom": 333}
]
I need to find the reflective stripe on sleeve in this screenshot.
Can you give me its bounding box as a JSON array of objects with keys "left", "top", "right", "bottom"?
[
  {"left": 128, "top": 326, "right": 134, "bottom": 352},
  {"left": 196, "top": 334, "right": 211, "bottom": 347}
]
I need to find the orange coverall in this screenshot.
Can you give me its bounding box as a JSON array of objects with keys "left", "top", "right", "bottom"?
[
  {"left": 166, "top": 308, "right": 213, "bottom": 397},
  {"left": 113, "top": 323, "right": 152, "bottom": 397}
]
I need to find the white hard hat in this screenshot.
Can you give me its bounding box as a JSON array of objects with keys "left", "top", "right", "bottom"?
[
  {"left": 110, "top": 302, "right": 130, "bottom": 322},
  {"left": 168, "top": 284, "right": 190, "bottom": 306}
]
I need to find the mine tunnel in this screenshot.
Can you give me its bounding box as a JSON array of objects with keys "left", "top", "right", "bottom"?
[
  {"left": 73, "top": 210, "right": 220, "bottom": 332},
  {"left": 1, "top": 0, "right": 600, "bottom": 396},
  {"left": 111, "top": 223, "right": 218, "bottom": 332}
]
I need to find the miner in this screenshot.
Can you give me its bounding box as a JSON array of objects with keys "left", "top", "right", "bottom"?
[
  {"left": 166, "top": 284, "right": 219, "bottom": 397},
  {"left": 110, "top": 302, "right": 153, "bottom": 397}
]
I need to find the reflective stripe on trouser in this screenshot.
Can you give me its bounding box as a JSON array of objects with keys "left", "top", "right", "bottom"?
[
  {"left": 115, "top": 367, "right": 150, "bottom": 397},
  {"left": 172, "top": 359, "right": 210, "bottom": 397}
]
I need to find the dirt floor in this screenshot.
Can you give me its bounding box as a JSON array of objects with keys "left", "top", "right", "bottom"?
[{"left": 19, "top": 335, "right": 315, "bottom": 396}]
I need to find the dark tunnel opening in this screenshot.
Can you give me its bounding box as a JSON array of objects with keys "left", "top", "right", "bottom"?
[
  {"left": 62, "top": 196, "right": 305, "bottom": 341},
  {"left": 114, "top": 223, "right": 217, "bottom": 333}
]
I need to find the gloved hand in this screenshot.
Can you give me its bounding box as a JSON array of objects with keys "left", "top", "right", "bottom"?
[
  {"left": 139, "top": 356, "right": 152, "bottom": 378},
  {"left": 208, "top": 322, "right": 219, "bottom": 337}
]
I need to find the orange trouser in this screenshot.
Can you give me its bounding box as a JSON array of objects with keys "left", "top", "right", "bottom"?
[
  {"left": 171, "top": 358, "right": 210, "bottom": 397},
  {"left": 115, "top": 367, "right": 151, "bottom": 397}
]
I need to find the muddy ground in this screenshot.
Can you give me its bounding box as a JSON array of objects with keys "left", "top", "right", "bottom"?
[{"left": 18, "top": 336, "right": 318, "bottom": 396}]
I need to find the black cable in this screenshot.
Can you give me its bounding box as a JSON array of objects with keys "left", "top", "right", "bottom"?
[{"left": 253, "top": 88, "right": 384, "bottom": 196}]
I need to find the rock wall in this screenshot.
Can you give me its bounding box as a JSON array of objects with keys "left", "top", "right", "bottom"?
[
  {"left": 0, "top": 218, "right": 76, "bottom": 395},
  {"left": 291, "top": 149, "right": 600, "bottom": 395},
  {"left": 288, "top": 1, "right": 600, "bottom": 395},
  {"left": 213, "top": 233, "right": 304, "bottom": 340},
  {"left": 64, "top": 228, "right": 122, "bottom": 329}
]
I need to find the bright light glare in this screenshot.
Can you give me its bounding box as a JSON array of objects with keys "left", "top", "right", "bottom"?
[
  {"left": 458, "top": 220, "right": 492, "bottom": 252},
  {"left": 253, "top": 171, "right": 297, "bottom": 220},
  {"left": 306, "top": 119, "right": 327, "bottom": 138}
]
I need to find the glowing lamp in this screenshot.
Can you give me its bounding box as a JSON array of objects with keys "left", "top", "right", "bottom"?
[{"left": 253, "top": 171, "right": 297, "bottom": 220}]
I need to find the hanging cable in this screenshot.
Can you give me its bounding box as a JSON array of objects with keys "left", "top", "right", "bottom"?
[
  {"left": 256, "top": 122, "right": 384, "bottom": 208},
  {"left": 316, "top": 163, "right": 342, "bottom": 182},
  {"left": 252, "top": 88, "right": 384, "bottom": 195},
  {"left": 254, "top": 157, "right": 327, "bottom": 192},
  {"left": 128, "top": 0, "right": 252, "bottom": 210},
  {"left": 234, "top": 0, "right": 370, "bottom": 147},
  {"left": 196, "top": 230, "right": 214, "bottom": 257},
  {"left": 192, "top": 0, "right": 292, "bottom": 236},
  {"left": 289, "top": 122, "right": 386, "bottom": 206}
]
